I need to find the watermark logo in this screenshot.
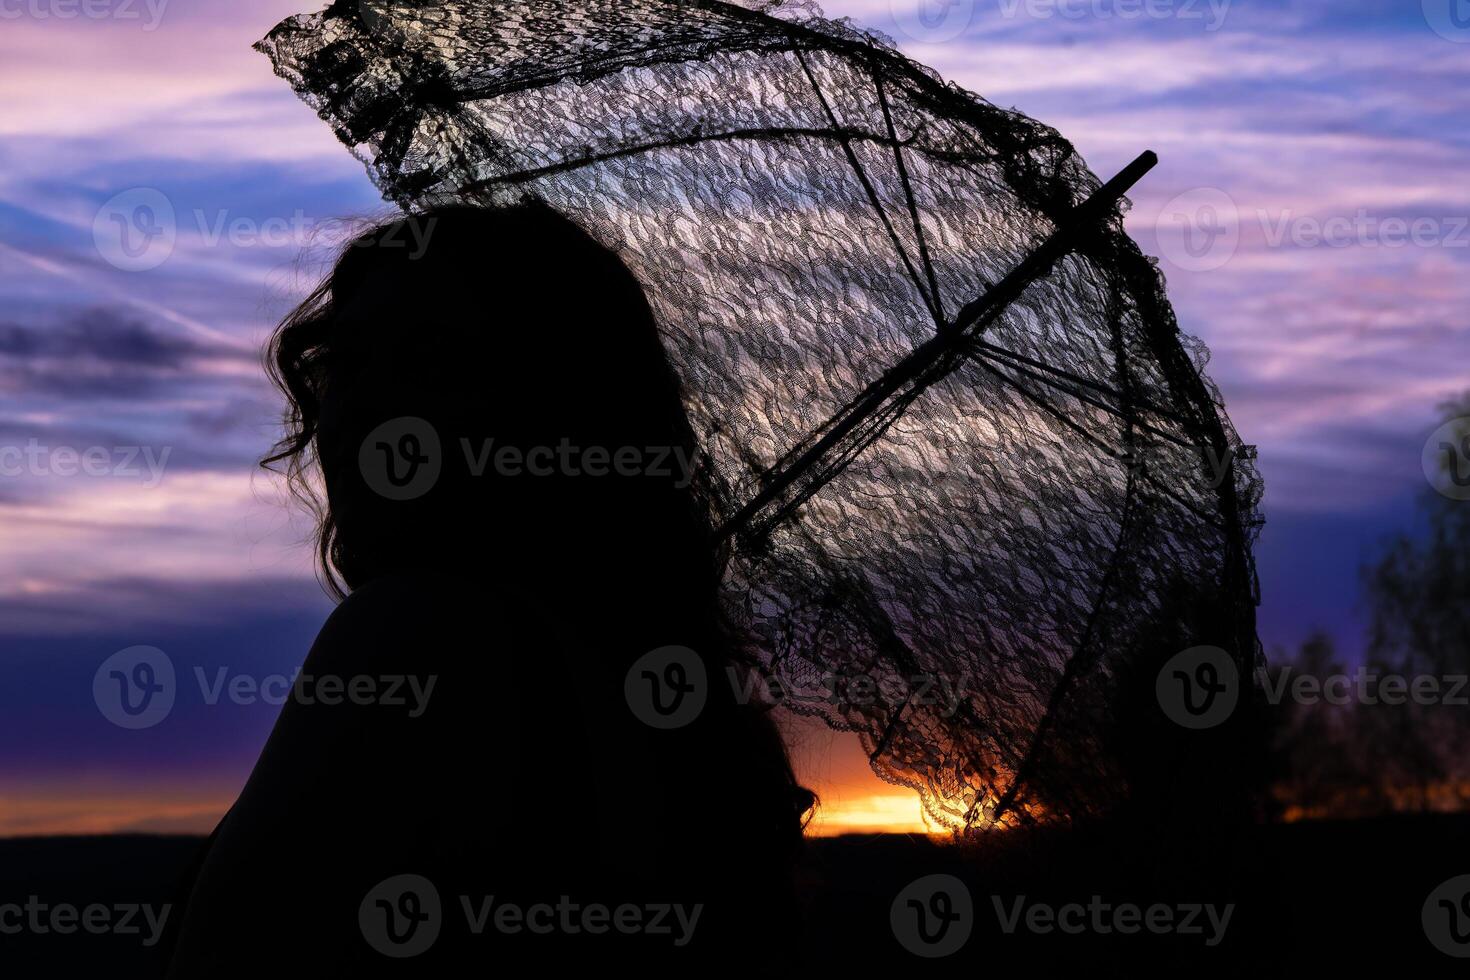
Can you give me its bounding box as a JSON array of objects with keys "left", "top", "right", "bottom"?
[
  {"left": 994, "top": 0, "right": 1230, "bottom": 30},
  {"left": 92, "top": 191, "right": 432, "bottom": 272},
  {"left": 194, "top": 668, "right": 437, "bottom": 716},
  {"left": 359, "top": 875, "right": 704, "bottom": 956},
  {"left": 94, "top": 654, "right": 435, "bottom": 729},
  {"left": 1423, "top": 875, "right": 1470, "bottom": 957},
  {"left": 93, "top": 189, "right": 176, "bottom": 273},
  {"left": 1261, "top": 666, "right": 1470, "bottom": 708},
  {"left": 1424, "top": 0, "right": 1470, "bottom": 42},
  {"left": 360, "top": 874, "right": 442, "bottom": 958},
  {"left": 93, "top": 646, "right": 175, "bottom": 730},
  {"left": 1423, "top": 417, "right": 1470, "bottom": 502},
  {"left": 0, "top": 441, "right": 170, "bottom": 486},
  {"left": 359, "top": 0, "right": 420, "bottom": 43},
  {"left": 730, "top": 665, "right": 971, "bottom": 718},
  {"left": 994, "top": 895, "right": 1233, "bottom": 946},
  {"left": 461, "top": 895, "right": 702, "bottom": 944},
  {"left": 461, "top": 438, "right": 695, "bottom": 487},
  {"left": 359, "top": 417, "right": 442, "bottom": 501},
  {"left": 888, "top": 0, "right": 977, "bottom": 42},
  {"left": 891, "top": 874, "right": 973, "bottom": 957},
  {"left": 1123, "top": 443, "right": 1247, "bottom": 492},
  {"left": 1255, "top": 211, "right": 1470, "bottom": 250},
  {"left": 0, "top": 0, "right": 170, "bottom": 31},
  {"left": 1156, "top": 645, "right": 1238, "bottom": 729},
  {"left": 0, "top": 898, "right": 171, "bottom": 946},
  {"left": 1157, "top": 191, "right": 1469, "bottom": 273},
  {"left": 1155, "top": 188, "right": 1240, "bottom": 273},
  {"left": 358, "top": 422, "right": 700, "bottom": 500},
  {"left": 625, "top": 646, "right": 707, "bottom": 729}
]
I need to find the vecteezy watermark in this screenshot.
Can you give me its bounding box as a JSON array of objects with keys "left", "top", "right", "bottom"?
[
  {"left": 0, "top": 897, "right": 171, "bottom": 947},
  {"left": 461, "top": 439, "right": 695, "bottom": 488},
  {"left": 0, "top": 0, "right": 168, "bottom": 30},
  {"left": 729, "top": 665, "right": 973, "bottom": 719},
  {"left": 93, "top": 646, "right": 176, "bottom": 730},
  {"left": 1423, "top": 417, "right": 1470, "bottom": 502},
  {"left": 1161, "top": 649, "right": 1470, "bottom": 730},
  {"left": 359, "top": 875, "right": 703, "bottom": 958},
  {"left": 460, "top": 896, "right": 702, "bottom": 947},
  {"left": 195, "top": 667, "right": 437, "bottom": 717},
  {"left": 358, "top": 417, "right": 698, "bottom": 502},
  {"left": 358, "top": 0, "right": 422, "bottom": 45},
  {"left": 1155, "top": 188, "right": 1241, "bottom": 273},
  {"left": 993, "top": 0, "right": 1230, "bottom": 30},
  {"left": 361, "top": 875, "right": 442, "bottom": 959},
  {"left": 625, "top": 646, "right": 709, "bottom": 729},
  {"left": 0, "top": 440, "right": 170, "bottom": 486},
  {"left": 1423, "top": 0, "right": 1470, "bottom": 43},
  {"left": 1260, "top": 666, "right": 1470, "bottom": 708},
  {"left": 1424, "top": 875, "right": 1470, "bottom": 957},
  {"left": 626, "top": 656, "right": 974, "bottom": 730},
  {"left": 93, "top": 646, "right": 438, "bottom": 729},
  {"left": 992, "top": 895, "right": 1234, "bottom": 947},
  {"left": 887, "top": 0, "right": 978, "bottom": 43},
  {"left": 1156, "top": 646, "right": 1239, "bottom": 730},
  {"left": 1254, "top": 211, "right": 1470, "bottom": 250},
  {"left": 93, "top": 189, "right": 176, "bottom": 272},
  {"left": 892, "top": 876, "right": 1233, "bottom": 955},
  {"left": 891, "top": 874, "right": 974, "bottom": 957},
  {"left": 1122, "top": 443, "right": 1249, "bottom": 492},
  {"left": 887, "top": 0, "right": 1229, "bottom": 42},
  {"left": 1155, "top": 189, "right": 1470, "bottom": 273},
  {"left": 360, "top": 417, "right": 443, "bottom": 501},
  {"left": 92, "top": 189, "right": 436, "bottom": 272}
]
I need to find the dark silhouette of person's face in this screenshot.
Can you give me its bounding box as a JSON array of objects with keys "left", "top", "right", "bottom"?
[{"left": 267, "top": 203, "right": 711, "bottom": 595}]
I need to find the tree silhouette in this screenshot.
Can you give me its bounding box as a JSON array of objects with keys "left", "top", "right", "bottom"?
[{"left": 1359, "top": 394, "right": 1470, "bottom": 812}]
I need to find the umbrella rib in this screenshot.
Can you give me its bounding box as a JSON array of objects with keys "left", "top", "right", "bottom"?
[
  {"left": 986, "top": 296, "right": 1144, "bottom": 826},
  {"left": 793, "top": 48, "right": 945, "bottom": 331},
  {"left": 871, "top": 63, "right": 946, "bottom": 324},
  {"left": 717, "top": 151, "right": 1158, "bottom": 543},
  {"left": 972, "top": 340, "right": 1200, "bottom": 430},
  {"left": 459, "top": 125, "right": 964, "bottom": 190},
  {"left": 965, "top": 349, "right": 1196, "bottom": 450},
  {"left": 966, "top": 354, "right": 1126, "bottom": 459},
  {"left": 987, "top": 452, "right": 1142, "bottom": 826},
  {"left": 965, "top": 355, "right": 1227, "bottom": 531}
]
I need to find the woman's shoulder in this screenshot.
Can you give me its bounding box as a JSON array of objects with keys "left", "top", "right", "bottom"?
[{"left": 228, "top": 572, "right": 542, "bottom": 825}]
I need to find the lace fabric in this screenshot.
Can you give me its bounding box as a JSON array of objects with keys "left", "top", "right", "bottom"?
[{"left": 257, "top": 0, "right": 1263, "bottom": 830}]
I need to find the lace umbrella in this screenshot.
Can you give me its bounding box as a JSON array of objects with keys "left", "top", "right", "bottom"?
[{"left": 257, "top": 0, "right": 1263, "bottom": 830}]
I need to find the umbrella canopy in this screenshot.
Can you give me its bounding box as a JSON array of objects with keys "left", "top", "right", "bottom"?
[{"left": 258, "top": 0, "right": 1263, "bottom": 829}]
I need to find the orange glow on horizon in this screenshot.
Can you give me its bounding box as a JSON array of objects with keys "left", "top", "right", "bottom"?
[
  {"left": 0, "top": 780, "right": 236, "bottom": 837},
  {"left": 1, "top": 716, "right": 949, "bottom": 839},
  {"left": 782, "top": 711, "right": 952, "bottom": 837},
  {"left": 804, "top": 791, "right": 943, "bottom": 837}
]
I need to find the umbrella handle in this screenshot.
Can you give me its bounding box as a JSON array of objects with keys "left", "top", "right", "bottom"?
[{"left": 718, "top": 151, "right": 1159, "bottom": 545}]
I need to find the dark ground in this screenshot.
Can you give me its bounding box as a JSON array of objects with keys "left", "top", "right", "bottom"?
[{"left": 2, "top": 815, "right": 1467, "bottom": 975}]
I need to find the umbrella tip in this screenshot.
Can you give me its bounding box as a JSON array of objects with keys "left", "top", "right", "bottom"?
[
  {"left": 1128, "top": 150, "right": 1158, "bottom": 175},
  {"left": 1097, "top": 151, "right": 1159, "bottom": 202}
]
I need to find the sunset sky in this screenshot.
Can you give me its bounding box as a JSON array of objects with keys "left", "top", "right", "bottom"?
[{"left": 1, "top": 0, "right": 1466, "bottom": 836}]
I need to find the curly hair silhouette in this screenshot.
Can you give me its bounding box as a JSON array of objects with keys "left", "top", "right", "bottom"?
[{"left": 166, "top": 203, "right": 814, "bottom": 976}]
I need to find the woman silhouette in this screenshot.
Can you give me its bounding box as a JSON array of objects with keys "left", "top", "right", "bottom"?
[{"left": 166, "top": 203, "right": 813, "bottom": 975}]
